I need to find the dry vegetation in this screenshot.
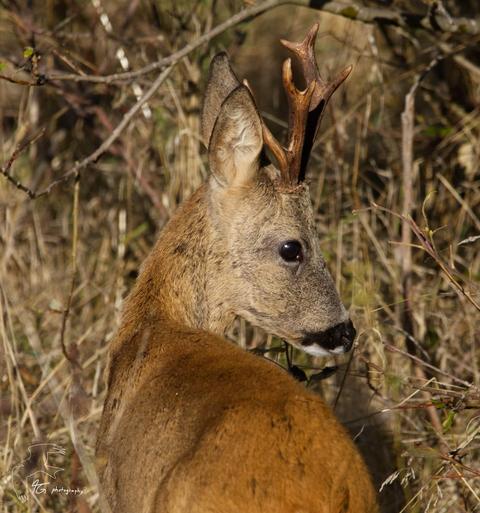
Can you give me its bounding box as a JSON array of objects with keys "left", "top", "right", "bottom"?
[{"left": 0, "top": 1, "right": 479, "bottom": 512}]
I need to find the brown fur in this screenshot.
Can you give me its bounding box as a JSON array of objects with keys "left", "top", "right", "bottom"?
[{"left": 96, "top": 53, "right": 379, "bottom": 513}]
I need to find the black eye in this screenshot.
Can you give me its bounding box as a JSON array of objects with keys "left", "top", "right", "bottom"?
[{"left": 279, "top": 240, "right": 303, "bottom": 263}]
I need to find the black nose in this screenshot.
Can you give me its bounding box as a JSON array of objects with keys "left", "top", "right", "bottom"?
[
  {"left": 331, "top": 320, "right": 356, "bottom": 352},
  {"left": 302, "top": 320, "right": 356, "bottom": 353}
]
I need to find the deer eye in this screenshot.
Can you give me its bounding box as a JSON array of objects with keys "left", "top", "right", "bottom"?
[{"left": 279, "top": 240, "right": 303, "bottom": 263}]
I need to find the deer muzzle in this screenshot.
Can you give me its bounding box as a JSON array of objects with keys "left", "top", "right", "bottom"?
[{"left": 301, "top": 320, "right": 356, "bottom": 356}]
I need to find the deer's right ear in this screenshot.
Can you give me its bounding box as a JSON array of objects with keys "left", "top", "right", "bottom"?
[{"left": 208, "top": 85, "right": 263, "bottom": 188}]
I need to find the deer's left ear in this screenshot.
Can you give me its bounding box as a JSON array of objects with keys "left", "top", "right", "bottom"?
[{"left": 208, "top": 85, "right": 263, "bottom": 188}]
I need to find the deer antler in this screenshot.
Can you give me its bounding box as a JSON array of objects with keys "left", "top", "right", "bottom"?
[{"left": 260, "top": 23, "right": 352, "bottom": 187}]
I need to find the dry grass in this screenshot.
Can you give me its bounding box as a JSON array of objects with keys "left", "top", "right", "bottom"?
[{"left": 0, "top": 1, "right": 479, "bottom": 512}]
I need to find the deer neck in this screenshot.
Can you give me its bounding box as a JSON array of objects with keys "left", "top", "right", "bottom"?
[{"left": 119, "top": 184, "right": 234, "bottom": 338}]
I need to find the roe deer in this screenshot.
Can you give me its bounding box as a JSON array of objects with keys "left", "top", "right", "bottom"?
[{"left": 96, "top": 24, "right": 378, "bottom": 513}]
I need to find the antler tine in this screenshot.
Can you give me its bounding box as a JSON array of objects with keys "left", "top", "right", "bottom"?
[
  {"left": 280, "top": 23, "right": 352, "bottom": 113},
  {"left": 282, "top": 58, "right": 315, "bottom": 184},
  {"left": 261, "top": 121, "right": 289, "bottom": 176},
  {"left": 244, "top": 25, "right": 351, "bottom": 187},
  {"left": 280, "top": 23, "right": 323, "bottom": 111},
  {"left": 243, "top": 78, "right": 289, "bottom": 176},
  {"left": 281, "top": 24, "right": 352, "bottom": 181}
]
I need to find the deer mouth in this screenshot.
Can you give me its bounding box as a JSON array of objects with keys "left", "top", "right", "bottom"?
[{"left": 300, "top": 320, "right": 356, "bottom": 356}]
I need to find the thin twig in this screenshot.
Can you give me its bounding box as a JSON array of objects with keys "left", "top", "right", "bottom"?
[
  {"left": 59, "top": 176, "right": 81, "bottom": 366},
  {"left": 372, "top": 202, "right": 480, "bottom": 312},
  {"left": 437, "top": 173, "right": 480, "bottom": 232},
  {"left": 47, "top": 0, "right": 291, "bottom": 84},
  {"left": 333, "top": 344, "right": 356, "bottom": 411},
  {"left": 1, "top": 1, "right": 478, "bottom": 95},
  {"left": 22, "top": 318, "right": 112, "bottom": 513},
  {"left": 0, "top": 73, "right": 44, "bottom": 86},
  {"left": 2, "top": 66, "right": 173, "bottom": 199},
  {"left": 401, "top": 64, "right": 447, "bottom": 450},
  {"left": 41, "top": 0, "right": 480, "bottom": 84},
  {"left": 0, "top": 129, "right": 46, "bottom": 197},
  {"left": 383, "top": 342, "right": 473, "bottom": 389}
]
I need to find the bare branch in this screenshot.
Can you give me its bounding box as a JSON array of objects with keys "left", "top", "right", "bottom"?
[
  {"left": 43, "top": 0, "right": 480, "bottom": 85},
  {"left": 372, "top": 202, "right": 480, "bottom": 313},
  {"left": 310, "top": 1, "right": 480, "bottom": 36},
  {"left": 47, "top": 0, "right": 292, "bottom": 84},
  {"left": 400, "top": 71, "right": 448, "bottom": 450},
  {"left": 0, "top": 73, "right": 45, "bottom": 86},
  {"left": 59, "top": 177, "right": 81, "bottom": 368},
  {"left": 1, "top": 66, "right": 173, "bottom": 199},
  {"left": 0, "top": 129, "right": 46, "bottom": 198}
]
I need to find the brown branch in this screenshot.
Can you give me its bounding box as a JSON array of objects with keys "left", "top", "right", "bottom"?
[
  {"left": 401, "top": 69, "right": 448, "bottom": 451},
  {"left": 42, "top": 0, "right": 479, "bottom": 85},
  {"left": 372, "top": 202, "right": 480, "bottom": 313},
  {"left": 0, "top": 73, "right": 45, "bottom": 86},
  {"left": 0, "top": 129, "right": 46, "bottom": 197},
  {"left": 4, "top": 0, "right": 479, "bottom": 199},
  {"left": 59, "top": 176, "right": 81, "bottom": 368},
  {"left": 1, "top": 66, "right": 173, "bottom": 199},
  {"left": 22, "top": 317, "right": 112, "bottom": 513},
  {"left": 383, "top": 342, "right": 473, "bottom": 389},
  {"left": 47, "top": 0, "right": 292, "bottom": 84},
  {"left": 309, "top": 1, "right": 480, "bottom": 36}
]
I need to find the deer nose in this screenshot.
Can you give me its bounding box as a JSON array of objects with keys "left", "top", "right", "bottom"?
[
  {"left": 301, "top": 320, "right": 356, "bottom": 355},
  {"left": 331, "top": 320, "right": 356, "bottom": 352}
]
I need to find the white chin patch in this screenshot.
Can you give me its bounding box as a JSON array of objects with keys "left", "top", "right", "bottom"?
[{"left": 302, "top": 344, "right": 345, "bottom": 357}]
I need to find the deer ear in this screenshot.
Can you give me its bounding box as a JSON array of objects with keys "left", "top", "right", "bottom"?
[
  {"left": 201, "top": 52, "right": 241, "bottom": 146},
  {"left": 208, "top": 85, "right": 263, "bottom": 188}
]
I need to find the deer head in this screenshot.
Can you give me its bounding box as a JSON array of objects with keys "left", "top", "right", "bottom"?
[{"left": 199, "top": 24, "right": 355, "bottom": 356}]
